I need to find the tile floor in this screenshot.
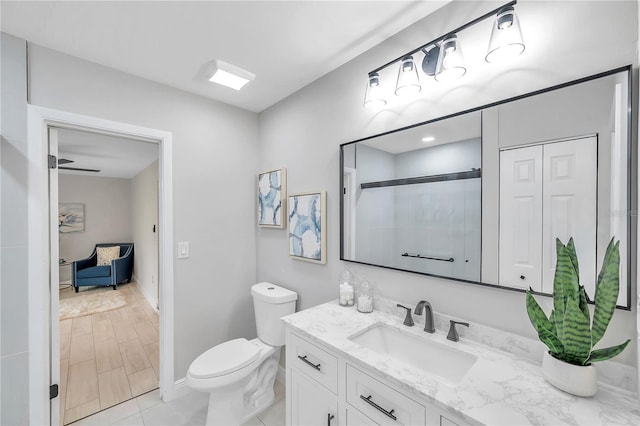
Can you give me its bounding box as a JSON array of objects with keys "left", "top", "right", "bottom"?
[
  {"left": 60, "top": 283, "right": 159, "bottom": 424},
  {"left": 69, "top": 379, "right": 286, "bottom": 426}
]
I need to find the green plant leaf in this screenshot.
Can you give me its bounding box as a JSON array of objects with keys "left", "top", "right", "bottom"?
[
  {"left": 561, "top": 297, "right": 592, "bottom": 364},
  {"left": 526, "top": 291, "right": 563, "bottom": 354},
  {"left": 578, "top": 285, "right": 590, "bottom": 323},
  {"left": 587, "top": 340, "right": 630, "bottom": 364},
  {"left": 567, "top": 237, "right": 580, "bottom": 284},
  {"left": 592, "top": 238, "right": 620, "bottom": 346},
  {"left": 553, "top": 239, "right": 579, "bottom": 342}
]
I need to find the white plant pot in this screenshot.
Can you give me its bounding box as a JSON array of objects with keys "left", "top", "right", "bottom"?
[{"left": 542, "top": 351, "right": 597, "bottom": 397}]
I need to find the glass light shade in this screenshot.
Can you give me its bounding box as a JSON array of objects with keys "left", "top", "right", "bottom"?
[
  {"left": 395, "top": 55, "right": 421, "bottom": 96},
  {"left": 363, "top": 72, "right": 386, "bottom": 108},
  {"left": 435, "top": 34, "right": 466, "bottom": 82},
  {"left": 485, "top": 7, "right": 525, "bottom": 63}
]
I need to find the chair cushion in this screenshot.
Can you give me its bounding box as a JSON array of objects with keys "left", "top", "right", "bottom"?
[
  {"left": 97, "top": 246, "right": 120, "bottom": 266},
  {"left": 77, "top": 265, "right": 112, "bottom": 279}
]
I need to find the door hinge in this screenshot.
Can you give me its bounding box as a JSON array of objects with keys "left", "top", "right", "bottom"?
[
  {"left": 49, "top": 384, "right": 59, "bottom": 399},
  {"left": 48, "top": 155, "right": 57, "bottom": 169}
]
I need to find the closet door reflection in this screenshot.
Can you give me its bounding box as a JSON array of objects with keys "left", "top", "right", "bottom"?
[{"left": 499, "top": 136, "right": 597, "bottom": 293}]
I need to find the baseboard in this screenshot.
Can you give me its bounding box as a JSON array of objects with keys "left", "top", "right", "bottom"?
[{"left": 172, "top": 377, "right": 190, "bottom": 400}]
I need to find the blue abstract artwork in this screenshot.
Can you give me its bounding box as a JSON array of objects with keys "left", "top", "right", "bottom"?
[
  {"left": 258, "top": 168, "right": 286, "bottom": 228},
  {"left": 59, "top": 203, "right": 85, "bottom": 233},
  {"left": 288, "top": 191, "right": 326, "bottom": 264}
]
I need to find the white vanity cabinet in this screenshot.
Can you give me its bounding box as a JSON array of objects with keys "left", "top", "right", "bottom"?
[{"left": 285, "top": 328, "right": 467, "bottom": 426}]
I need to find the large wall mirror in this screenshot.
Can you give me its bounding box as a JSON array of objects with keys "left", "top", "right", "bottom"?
[{"left": 340, "top": 66, "right": 632, "bottom": 309}]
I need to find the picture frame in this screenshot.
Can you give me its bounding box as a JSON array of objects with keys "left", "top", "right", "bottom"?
[
  {"left": 59, "top": 203, "right": 85, "bottom": 233},
  {"left": 288, "top": 191, "right": 327, "bottom": 264},
  {"left": 258, "top": 168, "right": 286, "bottom": 228}
]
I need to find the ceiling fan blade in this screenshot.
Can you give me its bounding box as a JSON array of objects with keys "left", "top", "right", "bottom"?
[
  {"left": 57, "top": 158, "right": 75, "bottom": 165},
  {"left": 59, "top": 166, "right": 101, "bottom": 173}
]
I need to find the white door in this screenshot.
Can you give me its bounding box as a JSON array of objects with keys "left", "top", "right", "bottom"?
[
  {"left": 542, "top": 136, "right": 597, "bottom": 294},
  {"left": 49, "top": 127, "right": 61, "bottom": 426},
  {"left": 343, "top": 168, "right": 356, "bottom": 259},
  {"left": 499, "top": 145, "right": 543, "bottom": 290},
  {"left": 290, "top": 369, "right": 338, "bottom": 426}
]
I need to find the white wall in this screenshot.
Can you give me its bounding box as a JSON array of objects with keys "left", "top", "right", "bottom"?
[
  {"left": 131, "top": 161, "right": 159, "bottom": 308},
  {"left": 0, "top": 32, "right": 30, "bottom": 426},
  {"left": 58, "top": 175, "right": 133, "bottom": 282},
  {"left": 257, "top": 1, "right": 638, "bottom": 366},
  {"left": 28, "top": 44, "right": 260, "bottom": 380}
]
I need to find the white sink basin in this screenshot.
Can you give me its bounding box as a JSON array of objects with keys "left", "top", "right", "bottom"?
[{"left": 348, "top": 323, "right": 477, "bottom": 385}]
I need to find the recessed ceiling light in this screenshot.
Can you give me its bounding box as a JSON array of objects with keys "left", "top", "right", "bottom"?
[
  {"left": 422, "top": 136, "right": 435, "bottom": 142},
  {"left": 209, "top": 60, "right": 255, "bottom": 90}
]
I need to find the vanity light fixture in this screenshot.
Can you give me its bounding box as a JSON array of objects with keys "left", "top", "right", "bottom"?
[
  {"left": 395, "top": 55, "right": 422, "bottom": 96},
  {"left": 485, "top": 6, "right": 525, "bottom": 63},
  {"left": 364, "top": 72, "right": 387, "bottom": 108},
  {"left": 434, "top": 34, "right": 467, "bottom": 82},
  {"left": 208, "top": 59, "right": 256, "bottom": 90},
  {"left": 363, "top": 0, "right": 523, "bottom": 107}
]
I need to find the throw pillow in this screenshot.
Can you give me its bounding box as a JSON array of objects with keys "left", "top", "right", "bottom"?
[{"left": 96, "top": 246, "right": 120, "bottom": 266}]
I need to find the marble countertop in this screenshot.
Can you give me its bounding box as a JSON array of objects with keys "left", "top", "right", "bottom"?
[{"left": 281, "top": 300, "right": 640, "bottom": 426}]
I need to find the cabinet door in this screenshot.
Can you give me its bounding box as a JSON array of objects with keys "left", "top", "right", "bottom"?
[
  {"left": 499, "top": 145, "right": 543, "bottom": 290},
  {"left": 290, "top": 369, "right": 338, "bottom": 426}
]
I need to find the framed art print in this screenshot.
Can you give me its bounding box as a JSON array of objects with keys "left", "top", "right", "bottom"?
[
  {"left": 59, "top": 203, "right": 85, "bottom": 233},
  {"left": 288, "top": 191, "right": 326, "bottom": 264},
  {"left": 258, "top": 168, "right": 286, "bottom": 228}
]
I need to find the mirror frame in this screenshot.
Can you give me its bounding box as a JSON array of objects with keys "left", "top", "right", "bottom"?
[{"left": 340, "top": 65, "right": 633, "bottom": 310}]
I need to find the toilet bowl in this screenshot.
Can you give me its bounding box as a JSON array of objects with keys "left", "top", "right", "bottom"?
[{"left": 186, "top": 282, "right": 297, "bottom": 426}]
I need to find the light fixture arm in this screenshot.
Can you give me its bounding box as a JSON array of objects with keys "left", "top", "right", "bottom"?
[{"left": 368, "top": 0, "right": 517, "bottom": 75}]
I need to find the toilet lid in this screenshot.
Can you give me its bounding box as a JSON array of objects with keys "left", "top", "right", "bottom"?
[{"left": 189, "top": 338, "right": 260, "bottom": 379}]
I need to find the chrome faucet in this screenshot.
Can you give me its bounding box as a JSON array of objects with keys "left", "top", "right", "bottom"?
[{"left": 414, "top": 300, "right": 435, "bottom": 333}]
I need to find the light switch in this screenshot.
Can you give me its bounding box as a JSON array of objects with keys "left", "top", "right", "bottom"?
[{"left": 177, "top": 241, "right": 190, "bottom": 259}]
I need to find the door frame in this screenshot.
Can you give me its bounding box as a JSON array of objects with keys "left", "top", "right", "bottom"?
[{"left": 27, "top": 105, "right": 175, "bottom": 425}]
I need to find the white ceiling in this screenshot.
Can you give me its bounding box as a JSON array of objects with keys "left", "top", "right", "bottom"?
[
  {"left": 56, "top": 127, "right": 159, "bottom": 179},
  {"left": 1, "top": 1, "right": 449, "bottom": 112},
  {"left": 361, "top": 110, "right": 481, "bottom": 154}
]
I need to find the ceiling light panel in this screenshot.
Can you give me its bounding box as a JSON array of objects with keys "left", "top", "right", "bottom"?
[{"left": 209, "top": 60, "right": 256, "bottom": 90}]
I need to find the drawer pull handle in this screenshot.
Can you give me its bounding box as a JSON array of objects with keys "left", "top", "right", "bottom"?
[
  {"left": 327, "top": 413, "right": 335, "bottom": 426},
  {"left": 297, "top": 355, "right": 321, "bottom": 371},
  {"left": 360, "top": 394, "right": 397, "bottom": 421}
]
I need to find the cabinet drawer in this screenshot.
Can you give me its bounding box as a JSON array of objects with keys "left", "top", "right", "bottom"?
[
  {"left": 346, "top": 364, "right": 426, "bottom": 426},
  {"left": 290, "top": 333, "right": 338, "bottom": 393}
]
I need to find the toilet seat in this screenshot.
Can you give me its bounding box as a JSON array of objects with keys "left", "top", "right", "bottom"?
[{"left": 189, "top": 338, "right": 260, "bottom": 379}]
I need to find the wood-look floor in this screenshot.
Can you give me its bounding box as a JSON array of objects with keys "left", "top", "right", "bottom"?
[{"left": 59, "top": 282, "right": 159, "bottom": 425}]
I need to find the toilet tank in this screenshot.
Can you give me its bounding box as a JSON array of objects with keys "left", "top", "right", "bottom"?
[{"left": 251, "top": 282, "right": 297, "bottom": 346}]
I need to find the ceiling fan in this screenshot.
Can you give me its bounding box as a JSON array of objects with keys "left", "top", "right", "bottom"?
[{"left": 57, "top": 158, "right": 101, "bottom": 173}]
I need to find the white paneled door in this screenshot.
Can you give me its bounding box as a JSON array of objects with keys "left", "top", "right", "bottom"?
[
  {"left": 542, "top": 137, "right": 597, "bottom": 294},
  {"left": 499, "top": 145, "right": 543, "bottom": 291},
  {"left": 499, "top": 136, "right": 597, "bottom": 293}
]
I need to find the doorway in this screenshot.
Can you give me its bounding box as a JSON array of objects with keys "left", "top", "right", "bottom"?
[
  {"left": 27, "top": 106, "right": 175, "bottom": 426},
  {"left": 53, "top": 127, "right": 160, "bottom": 424}
]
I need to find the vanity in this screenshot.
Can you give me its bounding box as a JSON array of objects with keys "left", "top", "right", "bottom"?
[{"left": 282, "top": 300, "right": 640, "bottom": 425}]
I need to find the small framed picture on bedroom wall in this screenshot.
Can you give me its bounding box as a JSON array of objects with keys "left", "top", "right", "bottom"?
[
  {"left": 59, "top": 203, "right": 85, "bottom": 233},
  {"left": 258, "top": 168, "right": 286, "bottom": 228},
  {"left": 288, "top": 190, "right": 326, "bottom": 264}
]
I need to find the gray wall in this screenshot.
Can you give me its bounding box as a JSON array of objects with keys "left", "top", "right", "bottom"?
[
  {"left": 28, "top": 44, "right": 261, "bottom": 380},
  {"left": 131, "top": 161, "right": 159, "bottom": 308},
  {"left": 0, "top": 32, "right": 29, "bottom": 426},
  {"left": 58, "top": 175, "right": 133, "bottom": 283},
  {"left": 257, "top": 1, "right": 638, "bottom": 366}
]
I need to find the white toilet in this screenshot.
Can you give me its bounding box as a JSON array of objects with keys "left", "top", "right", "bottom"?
[{"left": 186, "top": 282, "right": 297, "bottom": 426}]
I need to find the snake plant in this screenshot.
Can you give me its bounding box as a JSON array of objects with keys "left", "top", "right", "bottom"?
[{"left": 526, "top": 237, "right": 630, "bottom": 366}]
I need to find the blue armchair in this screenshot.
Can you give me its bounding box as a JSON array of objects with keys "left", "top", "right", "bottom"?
[{"left": 72, "top": 243, "right": 134, "bottom": 292}]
